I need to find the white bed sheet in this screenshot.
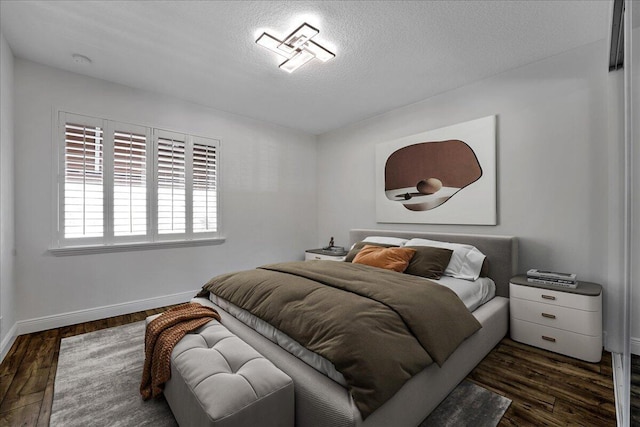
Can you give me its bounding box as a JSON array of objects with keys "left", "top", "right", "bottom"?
[
  {"left": 208, "top": 272, "right": 495, "bottom": 386},
  {"left": 433, "top": 275, "right": 495, "bottom": 311}
]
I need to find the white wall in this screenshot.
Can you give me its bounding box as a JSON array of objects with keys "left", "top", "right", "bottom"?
[
  {"left": 13, "top": 59, "right": 317, "bottom": 331},
  {"left": 0, "top": 31, "right": 16, "bottom": 357},
  {"left": 6, "top": 30, "right": 635, "bottom": 356},
  {"left": 632, "top": 25, "right": 640, "bottom": 355},
  {"left": 317, "top": 40, "right": 626, "bottom": 351}
]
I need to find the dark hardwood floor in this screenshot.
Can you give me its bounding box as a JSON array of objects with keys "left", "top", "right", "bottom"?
[
  {"left": 469, "top": 339, "right": 615, "bottom": 426},
  {"left": 0, "top": 306, "right": 173, "bottom": 427},
  {"left": 1, "top": 307, "right": 617, "bottom": 426}
]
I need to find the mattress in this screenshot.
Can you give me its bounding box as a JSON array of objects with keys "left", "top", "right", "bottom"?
[{"left": 208, "top": 274, "right": 496, "bottom": 388}]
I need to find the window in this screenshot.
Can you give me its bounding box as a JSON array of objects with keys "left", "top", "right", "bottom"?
[
  {"left": 113, "top": 124, "right": 149, "bottom": 238},
  {"left": 156, "top": 132, "right": 186, "bottom": 235},
  {"left": 54, "top": 112, "right": 221, "bottom": 251},
  {"left": 63, "top": 120, "right": 104, "bottom": 239},
  {"left": 192, "top": 140, "right": 218, "bottom": 234}
]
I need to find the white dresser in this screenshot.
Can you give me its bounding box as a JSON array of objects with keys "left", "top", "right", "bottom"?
[{"left": 509, "top": 275, "right": 602, "bottom": 363}]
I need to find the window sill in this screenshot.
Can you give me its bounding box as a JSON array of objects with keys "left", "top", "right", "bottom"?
[{"left": 48, "top": 237, "right": 226, "bottom": 256}]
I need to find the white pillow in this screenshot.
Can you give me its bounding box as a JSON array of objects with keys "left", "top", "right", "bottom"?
[
  {"left": 405, "top": 238, "right": 486, "bottom": 281},
  {"left": 363, "top": 236, "right": 409, "bottom": 246}
]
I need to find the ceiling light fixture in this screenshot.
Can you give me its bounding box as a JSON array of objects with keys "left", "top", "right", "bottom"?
[{"left": 256, "top": 23, "right": 335, "bottom": 73}]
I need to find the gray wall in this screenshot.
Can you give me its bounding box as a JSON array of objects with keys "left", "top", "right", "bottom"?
[
  {"left": 12, "top": 59, "right": 318, "bottom": 333},
  {"left": 316, "top": 39, "right": 628, "bottom": 352},
  {"left": 632, "top": 25, "right": 640, "bottom": 354},
  {"left": 0, "top": 31, "right": 16, "bottom": 358}
]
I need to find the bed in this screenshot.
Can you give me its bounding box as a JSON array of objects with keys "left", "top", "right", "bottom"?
[{"left": 192, "top": 229, "right": 518, "bottom": 427}]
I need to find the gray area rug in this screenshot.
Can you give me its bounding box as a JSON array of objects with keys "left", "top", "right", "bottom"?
[
  {"left": 50, "top": 321, "right": 177, "bottom": 427},
  {"left": 52, "top": 321, "right": 510, "bottom": 427},
  {"left": 420, "top": 380, "right": 511, "bottom": 427}
]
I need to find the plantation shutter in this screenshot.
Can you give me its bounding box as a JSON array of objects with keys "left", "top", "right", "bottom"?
[
  {"left": 63, "top": 120, "right": 104, "bottom": 239},
  {"left": 192, "top": 139, "right": 218, "bottom": 233},
  {"left": 113, "top": 127, "right": 148, "bottom": 236},
  {"left": 156, "top": 132, "right": 186, "bottom": 234},
  {"left": 56, "top": 111, "right": 221, "bottom": 250}
]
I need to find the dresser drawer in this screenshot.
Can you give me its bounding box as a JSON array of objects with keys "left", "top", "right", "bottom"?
[
  {"left": 304, "top": 252, "right": 345, "bottom": 261},
  {"left": 510, "top": 298, "right": 601, "bottom": 336},
  {"left": 511, "top": 318, "right": 602, "bottom": 362},
  {"left": 510, "top": 283, "right": 600, "bottom": 311}
]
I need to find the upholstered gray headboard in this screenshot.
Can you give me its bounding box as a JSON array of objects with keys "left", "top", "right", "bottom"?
[{"left": 349, "top": 229, "right": 518, "bottom": 298}]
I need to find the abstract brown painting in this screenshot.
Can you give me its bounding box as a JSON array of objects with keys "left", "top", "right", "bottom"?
[{"left": 376, "top": 116, "right": 496, "bottom": 225}]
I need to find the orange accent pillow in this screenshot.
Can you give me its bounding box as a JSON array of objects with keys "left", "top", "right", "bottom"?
[{"left": 352, "top": 245, "right": 416, "bottom": 273}]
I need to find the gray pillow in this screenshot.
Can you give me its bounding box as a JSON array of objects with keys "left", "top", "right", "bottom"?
[{"left": 403, "top": 246, "right": 454, "bottom": 280}]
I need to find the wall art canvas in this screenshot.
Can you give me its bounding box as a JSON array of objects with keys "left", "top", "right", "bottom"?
[{"left": 375, "top": 115, "right": 496, "bottom": 225}]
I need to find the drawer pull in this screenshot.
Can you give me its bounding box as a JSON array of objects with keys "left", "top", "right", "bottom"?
[
  {"left": 541, "top": 313, "right": 556, "bottom": 319},
  {"left": 541, "top": 294, "right": 556, "bottom": 300},
  {"left": 542, "top": 335, "right": 556, "bottom": 343}
]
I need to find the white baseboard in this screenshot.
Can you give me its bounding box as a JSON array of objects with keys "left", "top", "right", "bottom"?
[
  {"left": 0, "top": 322, "right": 18, "bottom": 364},
  {"left": 631, "top": 337, "right": 640, "bottom": 355},
  {"left": 16, "top": 290, "right": 198, "bottom": 336}
]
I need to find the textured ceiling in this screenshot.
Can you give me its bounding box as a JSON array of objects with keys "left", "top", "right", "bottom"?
[{"left": 0, "top": 1, "right": 611, "bottom": 135}]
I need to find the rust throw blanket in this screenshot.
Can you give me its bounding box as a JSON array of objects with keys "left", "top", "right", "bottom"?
[{"left": 140, "top": 302, "right": 220, "bottom": 400}]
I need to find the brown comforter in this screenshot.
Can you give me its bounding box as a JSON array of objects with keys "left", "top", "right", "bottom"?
[{"left": 198, "top": 261, "right": 481, "bottom": 418}]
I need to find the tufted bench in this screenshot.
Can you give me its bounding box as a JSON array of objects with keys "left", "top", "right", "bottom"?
[{"left": 145, "top": 314, "right": 294, "bottom": 427}]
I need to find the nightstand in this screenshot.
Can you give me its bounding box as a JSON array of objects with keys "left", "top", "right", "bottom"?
[
  {"left": 509, "top": 274, "right": 602, "bottom": 363},
  {"left": 304, "top": 248, "right": 347, "bottom": 261}
]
